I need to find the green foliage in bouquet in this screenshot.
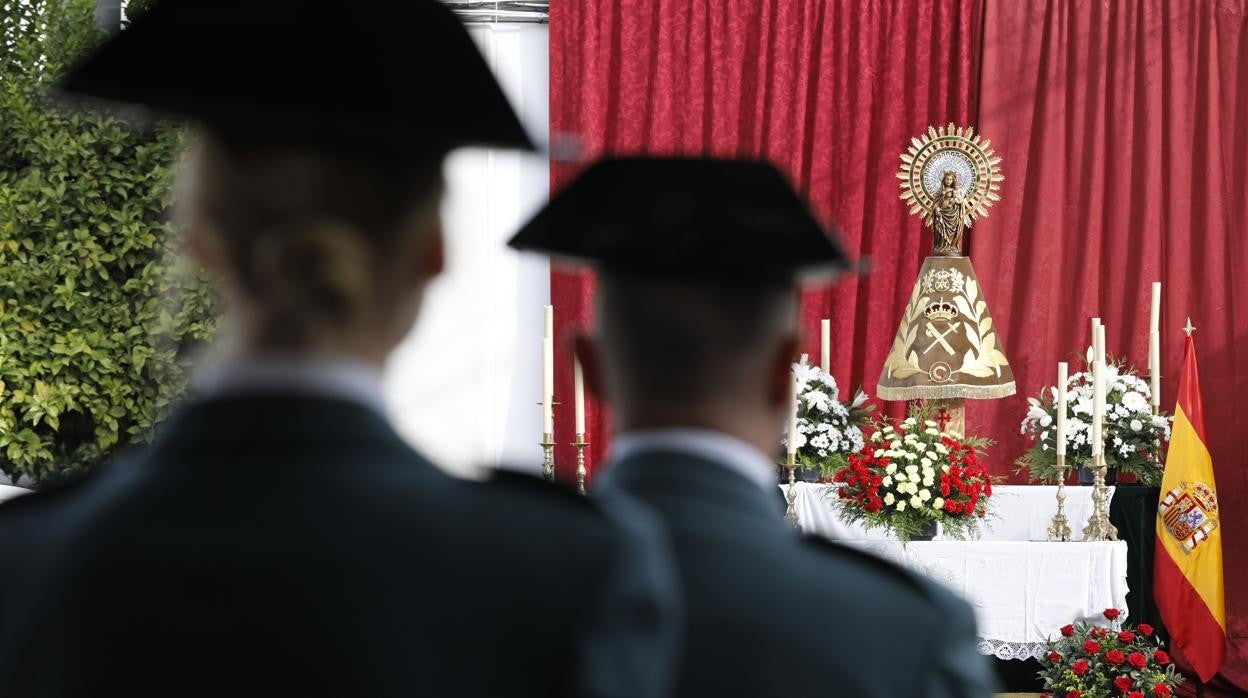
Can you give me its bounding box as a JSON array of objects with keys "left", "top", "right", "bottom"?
[
  {"left": 0, "top": 0, "right": 216, "bottom": 483},
  {"left": 1038, "top": 608, "right": 1184, "bottom": 698},
  {"left": 829, "top": 404, "right": 996, "bottom": 543},
  {"left": 779, "top": 356, "right": 874, "bottom": 477},
  {"left": 1016, "top": 356, "right": 1171, "bottom": 487}
]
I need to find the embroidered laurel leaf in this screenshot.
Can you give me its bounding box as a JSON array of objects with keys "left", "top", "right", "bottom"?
[
  {"left": 966, "top": 279, "right": 979, "bottom": 303},
  {"left": 955, "top": 295, "right": 975, "bottom": 321},
  {"left": 963, "top": 321, "right": 983, "bottom": 352},
  {"left": 976, "top": 300, "right": 986, "bottom": 316},
  {"left": 908, "top": 350, "right": 920, "bottom": 367},
  {"left": 991, "top": 349, "right": 1011, "bottom": 368},
  {"left": 981, "top": 332, "right": 996, "bottom": 355},
  {"left": 979, "top": 317, "right": 992, "bottom": 335}
]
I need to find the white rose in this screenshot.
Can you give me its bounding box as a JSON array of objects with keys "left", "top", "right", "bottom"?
[
  {"left": 1040, "top": 414, "right": 1053, "bottom": 427},
  {"left": 919, "top": 489, "right": 932, "bottom": 501},
  {"left": 896, "top": 500, "right": 907, "bottom": 511},
  {"left": 1130, "top": 419, "right": 1143, "bottom": 432},
  {"left": 907, "top": 482, "right": 920, "bottom": 495},
  {"left": 884, "top": 493, "right": 896, "bottom": 505},
  {"left": 933, "top": 497, "right": 945, "bottom": 510}
]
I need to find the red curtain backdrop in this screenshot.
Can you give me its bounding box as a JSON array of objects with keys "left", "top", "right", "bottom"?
[
  {"left": 549, "top": 0, "right": 981, "bottom": 475},
  {"left": 974, "top": 1, "right": 1248, "bottom": 692},
  {"left": 550, "top": 2, "right": 1246, "bottom": 692}
]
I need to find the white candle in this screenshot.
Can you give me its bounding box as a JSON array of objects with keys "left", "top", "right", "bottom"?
[
  {"left": 787, "top": 370, "right": 799, "bottom": 456},
  {"left": 1150, "top": 282, "right": 1161, "bottom": 335},
  {"left": 1089, "top": 317, "right": 1101, "bottom": 363},
  {"left": 542, "top": 337, "right": 554, "bottom": 435},
  {"left": 1091, "top": 360, "right": 1105, "bottom": 457},
  {"left": 544, "top": 305, "right": 554, "bottom": 341},
  {"left": 1150, "top": 331, "right": 1161, "bottom": 407},
  {"left": 820, "top": 319, "right": 831, "bottom": 374},
  {"left": 1056, "top": 362, "right": 1068, "bottom": 457},
  {"left": 1095, "top": 324, "right": 1106, "bottom": 364},
  {"left": 574, "top": 357, "right": 586, "bottom": 435}
]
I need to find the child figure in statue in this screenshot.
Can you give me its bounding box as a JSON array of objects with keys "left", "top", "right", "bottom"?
[{"left": 932, "top": 170, "right": 970, "bottom": 256}]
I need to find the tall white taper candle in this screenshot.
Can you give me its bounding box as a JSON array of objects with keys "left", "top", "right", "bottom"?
[
  {"left": 573, "top": 357, "right": 586, "bottom": 435},
  {"left": 820, "top": 319, "right": 831, "bottom": 374},
  {"left": 1056, "top": 362, "right": 1068, "bottom": 456},
  {"left": 787, "top": 369, "right": 799, "bottom": 456},
  {"left": 1091, "top": 359, "right": 1105, "bottom": 456},
  {"left": 1095, "top": 324, "right": 1106, "bottom": 364},
  {"left": 1150, "top": 281, "right": 1161, "bottom": 407},
  {"left": 542, "top": 339, "right": 554, "bottom": 434}
]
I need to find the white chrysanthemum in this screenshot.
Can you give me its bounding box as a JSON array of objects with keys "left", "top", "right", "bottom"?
[
  {"left": 884, "top": 493, "right": 896, "bottom": 505},
  {"left": 792, "top": 360, "right": 819, "bottom": 386},
  {"left": 1073, "top": 398, "right": 1093, "bottom": 416},
  {"left": 1121, "top": 391, "right": 1149, "bottom": 413}
]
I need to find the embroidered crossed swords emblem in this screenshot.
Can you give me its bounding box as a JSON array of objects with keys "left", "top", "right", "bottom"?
[{"left": 924, "top": 321, "right": 959, "bottom": 355}]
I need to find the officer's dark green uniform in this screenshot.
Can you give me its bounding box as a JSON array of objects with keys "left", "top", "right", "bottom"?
[
  {"left": 0, "top": 3, "right": 679, "bottom": 696},
  {"left": 509, "top": 157, "right": 999, "bottom": 698}
]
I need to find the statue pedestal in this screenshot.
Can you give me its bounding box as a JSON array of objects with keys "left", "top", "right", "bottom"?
[{"left": 924, "top": 398, "right": 965, "bottom": 436}]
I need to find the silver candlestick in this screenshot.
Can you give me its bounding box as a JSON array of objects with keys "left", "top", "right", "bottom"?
[{"left": 1047, "top": 453, "right": 1073, "bottom": 542}]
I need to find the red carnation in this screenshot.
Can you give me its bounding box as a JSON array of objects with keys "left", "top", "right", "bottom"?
[
  {"left": 1138, "top": 623, "right": 1155, "bottom": 636},
  {"left": 1066, "top": 691, "right": 1082, "bottom": 698},
  {"left": 1105, "top": 649, "right": 1124, "bottom": 664},
  {"left": 1047, "top": 651, "right": 1062, "bottom": 664},
  {"left": 1114, "top": 675, "right": 1134, "bottom": 692},
  {"left": 1072, "top": 659, "right": 1089, "bottom": 676},
  {"left": 1154, "top": 685, "right": 1171, "bottom": 697},
  {"left": 1127, "top": 692, "right": 1144, "bottom": 698},
  {"left": 1084, "top": 640, "right": 1102, "bottom": 654},
  {"left": 1061, "top": 624, "right": 1075, "bottom": 637},
  {"left": 1154, "top": 650, "right": 1170, "bottom": 665},
  {"left": 1104, "top": 608, "right": 1121, "bottom": 620},
  {"left": 1118, "top": 630, "right": 1135, "bottom": 643},
  {"left": 1127, "top": 651, "right": 1148, "bottom": 669}
]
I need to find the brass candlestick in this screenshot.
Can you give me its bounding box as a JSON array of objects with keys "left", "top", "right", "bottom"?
[
  {"left": 541, "top": 432, "right": 555, "bottom": 483},
  {"left": 784, "top": 452, "right": 799, "bottom": 529},
  {"left": 1047, "top": 453, "right": 1072, "bottom": 542},
  {"left": 1082, "top": 452, "right": 1118, "bottom": 541},
  {"left": 574, "top": 433, "right": 588, "bottom": 496}
]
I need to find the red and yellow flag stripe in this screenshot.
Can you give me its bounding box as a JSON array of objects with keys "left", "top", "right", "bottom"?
[{"left": 1154, "top": 334, "right": 1225, "bottom": 682}]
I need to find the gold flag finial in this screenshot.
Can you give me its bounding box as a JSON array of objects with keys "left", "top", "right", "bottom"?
[{"left": 1184, "top": 317, "right": 1196, "bottom": 336}]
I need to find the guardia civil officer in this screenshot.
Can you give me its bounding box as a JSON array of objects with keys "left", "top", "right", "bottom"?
[
  {"left": 0, "top": 3, "right": 678, "bottom": 696},
  {"left": 509, "top": 157, "right": 998, "bottom": 698}
]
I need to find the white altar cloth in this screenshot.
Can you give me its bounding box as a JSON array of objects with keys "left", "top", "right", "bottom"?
[
  {"left": 842, "top": 540, "right": 1129, "bottom": 660},
  {"left": 785, "top": 483, "right": 1115, "bottom": 542}
]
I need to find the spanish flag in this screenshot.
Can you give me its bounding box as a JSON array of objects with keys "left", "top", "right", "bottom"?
[{"left": 1155, "top": 333, "right": 1225, "bottom": 682}]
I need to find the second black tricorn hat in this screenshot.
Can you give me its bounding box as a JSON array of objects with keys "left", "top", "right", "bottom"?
[
  {"left": 508, "top": 157, "right": 853, "bottom": 282},
  {"left": 55, "top": 0, "right": 534, "bottom": 156}
]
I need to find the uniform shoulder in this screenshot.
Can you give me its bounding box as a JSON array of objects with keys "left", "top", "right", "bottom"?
[{"left": 798, "top": 534, "right": 969, "bottom": 613}]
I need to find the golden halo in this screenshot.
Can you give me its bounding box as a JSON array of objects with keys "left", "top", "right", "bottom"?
[{"left": 897, "top": 123, "right": 1003, "bottom": 228}]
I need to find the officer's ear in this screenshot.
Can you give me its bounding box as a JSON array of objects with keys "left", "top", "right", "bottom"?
[
  {"left": 571, "top": 333, "right": 608, "bottom": 401},
  {"left": 767, "top": 333, "right": 801, "bottom": 410}
]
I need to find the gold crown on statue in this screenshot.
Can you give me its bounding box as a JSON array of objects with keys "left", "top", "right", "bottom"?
[{"left": 923, "top": 300, "right": 958, "bottom": 322}]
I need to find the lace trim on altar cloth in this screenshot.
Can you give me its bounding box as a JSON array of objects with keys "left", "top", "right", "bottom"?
[{"left": 977, "top": 638, "right": 1049, "bottom": 661}]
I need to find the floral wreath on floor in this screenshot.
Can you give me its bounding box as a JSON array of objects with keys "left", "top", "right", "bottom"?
[
  {"left": 829, "top": 407, "right": 995, "bottom": 542},
  {"left": 1038, "top": 608, "right": 1184, "bottom": 698},
  {"left": 778, "top": 356, "right": 874, "bottom": 478},
  {"left": 1016, "top": 353, "right": 1172, "bottom": 486}
]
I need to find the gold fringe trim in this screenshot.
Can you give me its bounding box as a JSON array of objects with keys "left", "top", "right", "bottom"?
[{"left": 877, "top": 381, "right": 1016, "bottom": 402}]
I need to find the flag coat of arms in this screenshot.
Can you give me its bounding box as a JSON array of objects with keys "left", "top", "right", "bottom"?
[{"left": 1154, "top": 333, "right": 1226, "bottom": 682}]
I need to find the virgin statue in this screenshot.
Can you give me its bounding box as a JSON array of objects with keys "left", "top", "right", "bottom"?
[{"left": 931, "top": 170, "right": 969, "bottom": 256}]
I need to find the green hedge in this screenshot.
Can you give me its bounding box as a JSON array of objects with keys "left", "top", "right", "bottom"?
[{"left": 0, "top": 0, "right": 217, "bottom": 484}]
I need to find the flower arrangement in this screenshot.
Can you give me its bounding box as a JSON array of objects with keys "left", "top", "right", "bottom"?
[
  {"left": 1016, "top": 355, "right": 1172, "bottom": 486},
  {"left": 1038, "top": 608, "right": 1184, "bottom": 698},
  {"left": 779, "top": 356, "right": 873, "bottom": 477},
  {"left": 830, "top": 413, "right": 994, "bottom": 542}
]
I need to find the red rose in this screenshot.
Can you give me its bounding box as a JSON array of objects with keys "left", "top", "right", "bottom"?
[
  {"left": 1118, "top": 630, "right": 1135, "bottom": 643},
  {"left": 1084, "top": 640, "right": 1102, "bottom": 654},
  {"left": 1105, "top": 649, "right": 1125, "bottom": 664},
  {"left": 1128, "top": 651, "right": 1148, "bottom": 669},
  {"left": 1138, "top": 623, "right": 1155, "bottom": 636},
  {"left": 1114, "top": 675, "right": 1134, "bottom": 692},
  {"left": 1066, "top": 691, "right": 1082, "bottom": 698},
  {"left": 1061, "top": 624, "right": 1076, "bottom": 637},
  {"left": 1154, "top": 650, "right": 1170, "bottom": 665},
  {"left": 1047, "top": 651, "right": 1062, "bottom": 664},
  {"left": 1104, "top": 608, "right": 1121, "bottom": 620},
  {"left": 1154, "top": 685, "right": 1171, "bottom": 697},
  {"left": 1072, "top": 659, "right": 1090, "bottom": 676}
]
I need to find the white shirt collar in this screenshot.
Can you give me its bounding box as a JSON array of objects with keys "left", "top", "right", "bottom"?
[
  {"left": 608, "top": 428, "right": 778, "bottom": 493},
  {"left": 192, "top": 354, "right": 388, "bottom": 417}
]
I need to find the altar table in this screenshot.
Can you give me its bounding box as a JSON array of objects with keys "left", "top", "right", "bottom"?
[{"left": 782, "top": 483, "right": 1130, "bottom": 660}]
